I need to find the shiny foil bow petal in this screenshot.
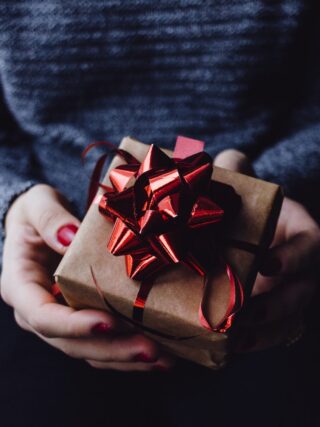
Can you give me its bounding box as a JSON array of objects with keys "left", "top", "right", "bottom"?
[
  {"left": 94, "top": 139, "right": 244, "bottom": 332},
  {"left": 101, "top": 145, "right": 224, "bottom": 276}
]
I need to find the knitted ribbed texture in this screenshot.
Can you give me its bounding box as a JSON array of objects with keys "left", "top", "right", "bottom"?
[{"left": 0, "top": 1, "right": 319, "bottom": 260}]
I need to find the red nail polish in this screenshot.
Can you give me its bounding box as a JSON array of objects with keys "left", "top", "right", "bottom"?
[
  {"left": 57, "top": 224, "right": 78, "bottom": 246},
  {"left": 133, "top": 352, "right": 157, "bottom": 363},
  {"left": 91, "top": 323, "right": 112, "bottom": 335}
]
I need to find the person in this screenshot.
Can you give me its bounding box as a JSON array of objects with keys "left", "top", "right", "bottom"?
[{"left": 0, "top": 1, "right": 319, "bottom": 426}]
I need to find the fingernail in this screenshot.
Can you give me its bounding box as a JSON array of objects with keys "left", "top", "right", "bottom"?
[
  {"left": 57, "top": 224, "right": 78, "bottom": 247},
  {"left": 133, "top": 352, "right": 157, "bottom": 363},
  {"left": 261, "top": 257, "right": 282, "bottom": 276},
  {"left": 91, "top": 322, "right": 112, "bottom": 335}
]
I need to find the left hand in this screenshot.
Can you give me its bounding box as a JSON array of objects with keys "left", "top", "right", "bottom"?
[
  {"left": 214, "top": 150, "right": 320, "bottom": 352},
  {"left": 1, "top": 185, "right": 173, "bottom": 371}
]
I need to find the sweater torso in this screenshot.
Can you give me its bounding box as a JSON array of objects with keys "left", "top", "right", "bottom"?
[{"left": 0, "top": 1, "right": 319, "bottom": 218}]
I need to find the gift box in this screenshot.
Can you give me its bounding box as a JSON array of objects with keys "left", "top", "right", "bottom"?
[{"left": 55, "top": 136, "right": 283, "bottom": 369}]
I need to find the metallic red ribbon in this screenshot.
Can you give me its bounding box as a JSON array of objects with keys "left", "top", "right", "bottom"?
[{"left": 87, "top": 136, "right": 244, "bottom": 333}]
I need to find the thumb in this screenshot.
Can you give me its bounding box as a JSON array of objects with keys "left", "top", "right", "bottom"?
[
  {"left": 26, "top": 184, "right": 81, "bottom": 255},
  {"left": 214, "top": 149, "right": 255, "bottom": 176}
]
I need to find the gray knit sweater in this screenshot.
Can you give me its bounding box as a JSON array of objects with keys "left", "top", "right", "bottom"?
[{"left": 0, "top": 1, "right": 319, "bottom": 262}]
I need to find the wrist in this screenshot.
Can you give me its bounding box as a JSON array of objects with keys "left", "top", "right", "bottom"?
[{"left": 5, "top": 185, "right": 36, "bottom": 232}]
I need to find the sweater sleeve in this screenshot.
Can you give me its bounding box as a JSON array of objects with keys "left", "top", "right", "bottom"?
[
  {"left": 0, "top": 141, "right": 38, "bottom": 255},
  {"left": 253, "top": 16, "right": 320, "bottom": 221},
  {"left": 0, "top": 84, "right": 39, "bottom": 260},
  {"left": 253, "top": 123, "right": 320, "bottom": 219}
]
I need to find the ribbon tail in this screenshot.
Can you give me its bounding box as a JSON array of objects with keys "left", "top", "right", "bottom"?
[
  {"left": 198, "top": 274, "right": 215, "bottom": 331},
  {"left": 198, "top": 264, "right": 244, "bottom": 333},
  {"left": 132, "top": 278, "right": 154, "bottom": 323},
  {"left": 215, "top": 263, "right": 244, "bottom": 332},
  {"left": 86, "top": 153, "right": 110, "bottom": 209}
]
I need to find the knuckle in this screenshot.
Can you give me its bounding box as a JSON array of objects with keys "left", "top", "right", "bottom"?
[
  {"left": 231, "top": 149, "right": 246, "bottom": 159},
  {"left": 0, "top": 282, "right": 11, "bottom": 306},
  {"left": 29, "top": 184, "right": 53, "bottom": 198},
  {"left": 216, "top": 149, "right": 247, "bottom": 161},
  {"left": 214, "top": 149, "right": 252, "bottom": 174},
  {"left": 28, "top": 312, "right": 47, "bottom": 336},
  {"left": 14, "top": 311, "right": 28, "bottom": 330},
  {"left": 37, "top": 209, "right": 57, "bottom": 232},
  {"left": 100, "top": 353, "right": 114, "bottom": 363},
  {"left": 131, "top": 335, "right": 157, "bottom": 356}
]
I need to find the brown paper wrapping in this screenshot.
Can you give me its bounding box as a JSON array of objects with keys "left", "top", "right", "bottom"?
[{"left": 55, "top": 136, "right": 283, "bottom": 369}]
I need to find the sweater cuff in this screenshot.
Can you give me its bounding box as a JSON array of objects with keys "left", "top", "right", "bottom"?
[{"left": 0, "top": 180, "right": 37, "bottom": 243}]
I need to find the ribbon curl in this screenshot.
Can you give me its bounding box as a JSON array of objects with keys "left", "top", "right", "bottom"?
[{"left": 89, "top": 138, "right": 244, "bottom": 333}]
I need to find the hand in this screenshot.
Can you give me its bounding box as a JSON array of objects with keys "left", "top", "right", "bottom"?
[
  {"left": 1, "top": 184, "right": 173, "bottom": 371},
  {"left": 214, "top": 150, "right": 320, "bottom": 352}
]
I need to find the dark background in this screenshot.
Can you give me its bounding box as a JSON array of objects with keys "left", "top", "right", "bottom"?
[{"left": 1, "top": 296, "right": 319, "bottom": 427}]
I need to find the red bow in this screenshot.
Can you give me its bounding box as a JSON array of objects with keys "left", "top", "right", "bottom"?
[{"left": 90, "top": 139, "right": 244, "bottom": 333}]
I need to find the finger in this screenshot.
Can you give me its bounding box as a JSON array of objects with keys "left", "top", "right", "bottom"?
[
  {"left": 12, "top": 281, "right": 122, "bottom": 338},
  {"left": 87, "top": 354, "right": 176, "bottom": 372},
  {"left": 25, "top": 184, "right": 80, "bottom": 255},
  {"left": 231, "top": 313, "right": 303, "bottom": 353},
  {"left": 260, "top": 230, "right": 320, "bottom": 277},
  {"left": 14, "top": 310, "right": 30, "bottom": 331},
  {"left": 237, "top": 277, "right": 316, "bottom": 326},
  {"left": 214, "top": 149, "right": 255, "bottom": 176},
  {"left": 87, "top": 361, "right": 155, "bottom": 371},
  {"left": 39, "top": 333, "right": 160, "bottom": 363},
  {"left": 251, "top": 273, "right": 282, "bottom": 296}
]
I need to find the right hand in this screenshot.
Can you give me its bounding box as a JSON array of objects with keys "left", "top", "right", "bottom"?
[
  {"left": 1, "top": 184, "right": 173, "bottom": 371},
  {"left": 214, "top": 150, "right": 320, "bottom": 352}
]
